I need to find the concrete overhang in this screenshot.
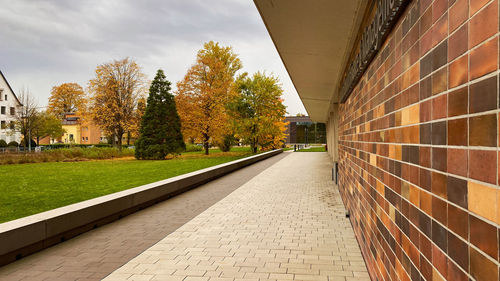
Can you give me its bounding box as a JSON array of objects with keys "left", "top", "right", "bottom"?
[{"left": 254, "top": 0, "right": 367, "bottom": 122}]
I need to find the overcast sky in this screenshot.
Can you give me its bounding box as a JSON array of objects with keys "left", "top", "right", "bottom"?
[{"left": 0, "top": 0, "right": 306, "bottom": 115}]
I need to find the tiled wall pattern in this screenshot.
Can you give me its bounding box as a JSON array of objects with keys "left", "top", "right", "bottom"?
[{"left": 337, "top": 0, "right": 500, "bottom": 280}]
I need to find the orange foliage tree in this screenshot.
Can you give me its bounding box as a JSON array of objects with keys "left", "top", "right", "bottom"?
[
  {"left": 175, "top": 41, "right": 242, "bottom": 155},
  {"left": 47, "top": 83, "right": 86, "bottom": 119},
  {"left": 87, "top": 58, "right": 147, "bottom": 150}
]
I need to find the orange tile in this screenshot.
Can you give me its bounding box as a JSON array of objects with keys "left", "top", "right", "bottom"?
[
  {"left": 449, "top": 0, "right": 468, "bottom": 32},
  {"left": 470, "top": 36, "right": 498, "bottom": 80},
  {"left": 468, "top": 181, "right": 498, "bottom": 223},
  {"left": 469, "top": 0, "right": 498, "bottom": 48},
  {"left": 448, "top": 54, "right": 468, "bottom": 88},
  {"left": 409, "top": 185, "right": 420, "bottom": 207}
]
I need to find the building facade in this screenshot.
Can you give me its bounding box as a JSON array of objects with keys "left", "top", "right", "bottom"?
[
  {"left": 40, "top": 113, "right": 106, "bottom": 145},
  {"left": 0, "top": 71, "right": 22, "bottom": 144},
  {"left": 257, "top": 0, "right": 500, "bottom": 280},
  {"left": 284, "top": 116, "right": 326, "bottom": 144}
]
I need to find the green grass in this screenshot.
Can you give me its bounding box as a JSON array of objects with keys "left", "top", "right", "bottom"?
[
  {"left": 0, "top": 148, "right": 254, "bottom": 223},
  {"left": 297, "top": 146, "right": 326, "bottom": 152}
]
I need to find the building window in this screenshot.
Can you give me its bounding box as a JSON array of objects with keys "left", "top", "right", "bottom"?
[
  {"left": 69, "top": 134, "right": 74, "bottom": 141},
  {"left": 1, "top": 107, "right": 5, "bottom": 114},
  {"left": 1, "top": 121, "right": 5, "bottom": 129},
  {"left": 4, "top": 95, "right": 7, "bottom": 101},
  {"left": 10, "top": 107, "right": 15, "bottom": 115},
  {"left": 9, "top": 121, "right": 14, "bottom": 130},
  {"left": 82, "top": 137, "right": 85, "bottom": 141}
]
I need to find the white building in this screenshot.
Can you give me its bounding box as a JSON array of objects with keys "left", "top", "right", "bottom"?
[{"left": 0, "top": 71, "right": 22, "bottom": 144}]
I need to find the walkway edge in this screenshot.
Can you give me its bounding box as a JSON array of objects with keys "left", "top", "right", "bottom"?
[{"left": 0, "top": 149, "right": 283, "bottom": 266}]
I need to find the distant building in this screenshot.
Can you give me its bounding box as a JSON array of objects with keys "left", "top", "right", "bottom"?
[
  {"left": 0, "top": 71, "right": 22, "bottom": 144},
  {"left": 40, "top": 113, "right": 107, "bottom": 145},
  {"left": 284, "top": 116, "right": 326, "bottom": 144}
]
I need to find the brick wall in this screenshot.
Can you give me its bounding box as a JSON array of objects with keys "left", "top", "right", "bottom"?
[{"left": 337, "top": 0, "right": 500, "bottom": 280}]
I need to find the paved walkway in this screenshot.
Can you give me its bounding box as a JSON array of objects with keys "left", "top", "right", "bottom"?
[
  {"left": 0, "top": 153, "right": 290, "bottom": 281},
  {"left": 104, "top": 152, "right": 369, "bottom": 281}
]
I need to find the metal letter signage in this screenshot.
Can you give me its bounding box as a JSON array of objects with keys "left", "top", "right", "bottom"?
[{"left": 339, "top": 0, "right": 411, "bottom": 103}]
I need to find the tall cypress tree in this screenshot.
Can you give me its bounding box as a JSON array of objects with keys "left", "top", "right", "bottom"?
[{"left": 135, "top": 69, "right": 185, "bottom": 160}]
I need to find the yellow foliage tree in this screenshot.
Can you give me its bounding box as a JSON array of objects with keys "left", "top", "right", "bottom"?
[
  {"left": 88, "top": 58, "right": 147, "bottom": 150},
  {"left": 47, "top": 83, "right": 86, "bottom": 119},
  {"left": 231, "top": 72, "right": 287, "bottom": 153},
  {"left": 176, "top": 41, "right": 242, "bottom": 155}
]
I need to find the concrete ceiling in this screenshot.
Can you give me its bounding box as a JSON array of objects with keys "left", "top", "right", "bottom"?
[{"left": 254, "top": 0, "right": 367, "bottom": 122}]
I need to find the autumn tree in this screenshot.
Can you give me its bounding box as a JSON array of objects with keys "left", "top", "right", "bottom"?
[
  {"left": 176, "top": 41, "right": 242, "bottom": 155},
  {"left": 135, "top": 69, "right": 185, "bottom": 159},
  {"left": 88, "top": 58, "right": 147, "bottom": 150},
  {"left": 14, "top": 88, "right": 38, "bottom": 148},
  {"left": 47, "top": 83, "right": 86, "bottom": 119},
  {"left": 32, "top": 111, "right": 65, "bottom": 145},
  {"left": 231, "top": 72, "right": 287, "bottom": 153}
]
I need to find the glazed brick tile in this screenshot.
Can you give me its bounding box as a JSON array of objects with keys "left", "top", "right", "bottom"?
[
  {"left": 448, "top": 54, "right": 468, "bottom": 88},
  {"left": 420, "top": 123, "right": 432, "bottom": 144},
  {"left": 433, "top": 0, "right": 448, "bottom": 23},
  {"left": 432, "top": 195, "right": 448, "bottom": 225},
  {"left": 469, "top": 75, "right": 498, "bottom": 113},
  {"left": 448, "top": 204, "right": 469, "bottom": 239},
  {"left": 447, "top": 148, "right": 468, "bottom": 177},
  {"left": 468, "top": 150, "right": 497, "bottom": 184},
  {"left": 470, "top": 36, "right": 498, "bottom": 80},
  {"left": 431, "top": 94, "right": 447, "bottom": 119},
  {"left": 469, "top": 0, "right": 498, "bottom": 48},
  {"left": 420, "top": 76, "right": 432, "bottom": 100},
  {"left": 432, "top": 68, "right": 448, "bottom": 96},
  {"left": 470, "top": 214, "right": 499, "bottom": 260},
  {"left": 432, "top": 243, "right": 448, "bottom": 277},
  {"left": 449, "top": 0, "right": 468, "bottom": 32},
  {"left": 447, "top": 118, "right": 468, "bottom": 146},
  {"left": 431, "top": 121, "right": 447, "bottom": 145},
  {"left": 469, "top": 114, "right": 497, "bottom": 147},
  {"left": 432, "top": 171, "right": 447, "bottom": 199},
  {"left": 432, "top": 40, "right": 448, "bottom": 71},
  {"left": 448, "top": 23, "right": 468, "bottom": 61},
  {"left": 470, "top": 0, "right": 492, "bottom": 16},
  {"left": 447, "top": 231, "right": 469, "bottom": 271},
  {"left": 432, "top": 12, "right": 448, "bottom": 47},
  {"left": 448, "top": 86, "right": 468, "bottom": 117},
  {"left": 447, "top": 260, "right": 469, "bottom": 281},
  {"left": 420, "top": 98, "right": 432, "bottom": 122},
  {"left": 432, "top": 147, "right": 447, "bottom": 172},
  {"left": 468, "top": 180, "right": 498, "bottom": 224},
  {"left": 470, "top": 247, "right": 499, "bottom": 281}
]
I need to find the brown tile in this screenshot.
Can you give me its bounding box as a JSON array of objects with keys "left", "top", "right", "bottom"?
[
  {"left": 420, "top": 5, "right": 433, "bottom": 36},
  {"left": 432, "top": 220, "right": 448, "bottom": 258},
  {"left": 432, "top": 40, "right": 448, "bottom": 71},
  {"left": 432, "top": 121, "right": 447, "bottom": 145},
  {"left": 470, "top": 0, "right": 491, "bottom": 15},
  {"left": 432, "top": 0, "right": 448, "bottom": 23},
  {"left": 447, "top": 231, "right": 469, "bottom": 271},
  {"left": 449, "top": 54, "right": 468, "bottom": 88},
  {"left": 448, "top": 23, "right": 468, "bottom": 61},
  {"left": 447, "top": 148, "right": 468, "bottom": 177},
  {"left": 420, "top": 167, "right": 432, "bottom": 190},
  {"left": 447, "top": 259, "right": 468, "bottom": 281},
  {"left": 421, "top": 254, "right": 433, "bottom": 281},
  {"left": 469, "top": 75, "right": 498, "bottom": 113},
  {"left": 448, "top": 118, "right": 468, "bottom": 146},
  {"left": 420, "top": 76, "right": 432, "bottom": 100},
  {"left": 432, "top": 68, "right": 448, "bottom": 96},
  {"left": 449, "top": 0, "right": 468, "bottom": 32},
  {"left": 420, "top": 52, "right": 433, "bottom": 79},
  {"left": 470, "top": 214, "right": 499, "bottom": 260},
  {"left": 432, "top": 147, "right": 447, "bottom": 172},
  {"left": 432, "top": 171, "right": 447, "bottom": 199},
  {"left": 469, "top": 0, "right": 498, "bottom": 48},
  {"left": 420, "top": 232, "right": 433, "bottom": 260},
  {"left": 432, "top": 12, "right": 448, "bottom": 47},
  {"left": 420, "top": 190, "right": 432, "bottom": 215},
  {"left": 448, "top": 204, "right": 468, "bottom": 239},
  {"left": 432, "top": 94, "right": 447, "bottom": 119},
  {"left": 470, "top": 36, "right": 498, "bottom": 80},
  {"left": 469, "top": 114, "right": 497, "bottom": 147},
  {"left": 447, "top": 175, "right": 468, "bottom": 208},
  {"left": 420, "top": 123, "right": 432, "bottom": 144},
  {"left": 469, "top": 150, "right": 497, "bottom": 184},
  {"left": 420, "top": 99, "right": 432, "bottom": 122},
  {"left": 432, "top": 195, "right": 448, "bottom": 225},
  {"left": 448, "top": 86, "right": 468, "bottom": 117},
  {"left": 421, "top": 27, "right": 433, "bottom": 56},
  {"left": 470, "top": 247, "right": 499, "bottom": 281}
]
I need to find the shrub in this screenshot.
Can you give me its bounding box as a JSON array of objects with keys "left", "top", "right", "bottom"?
[
  {"left": 217, "top": 135, "right": 235, "bottom": 152},
  {"left": 0, "top": 139, "right": 7, "bottom": 147},
  {"left": 7, "top": 141, "right": 18, "bottom": 147},
  {"left": 185, "top": 144, "right": 203, "bottom": 152}
]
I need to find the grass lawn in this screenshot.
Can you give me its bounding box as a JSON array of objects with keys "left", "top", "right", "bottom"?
[
  {"left": 0, "top": 147, "right": 254, "bottom": 223},
  {"left": 297, "top": 146, "right": 326, "bottom": 152}
]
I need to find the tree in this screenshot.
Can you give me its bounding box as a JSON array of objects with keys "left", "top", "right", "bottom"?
[
  {"left": 14, "top": 88, "right": 38, "bottom": 148},
  {"left": 47, "top": 83, "right": 86, "bottom": 119},
  {"left": 127, "top": 95, "right": 146, "bottom": 145},
  {"left": 135, "top": 69, "right": 185, "bottom": 160},
  {"left": 231, "top": 72, "right": 287, "bottom": 153},
  {"left": 88, "top": 58, "right": 147, "bottom": 150},
  {"left": 31, "top": 111, "right": 65, "bottom": 145},
  {"left": 176, "top": 41, "right": 242, "bottom": 155}
]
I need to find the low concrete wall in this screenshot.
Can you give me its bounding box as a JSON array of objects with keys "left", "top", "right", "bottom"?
[{"left": 0, "top": 149, "right": 282, "bottom": 266}]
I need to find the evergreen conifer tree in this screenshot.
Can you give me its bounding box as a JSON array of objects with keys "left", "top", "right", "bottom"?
[{"left": 135, "top": 69, "right": 185, "bottom": 159}]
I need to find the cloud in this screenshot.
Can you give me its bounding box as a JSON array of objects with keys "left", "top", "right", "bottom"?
[{"left": 0, "top": 0, "right": 306, "bottom": 115}]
